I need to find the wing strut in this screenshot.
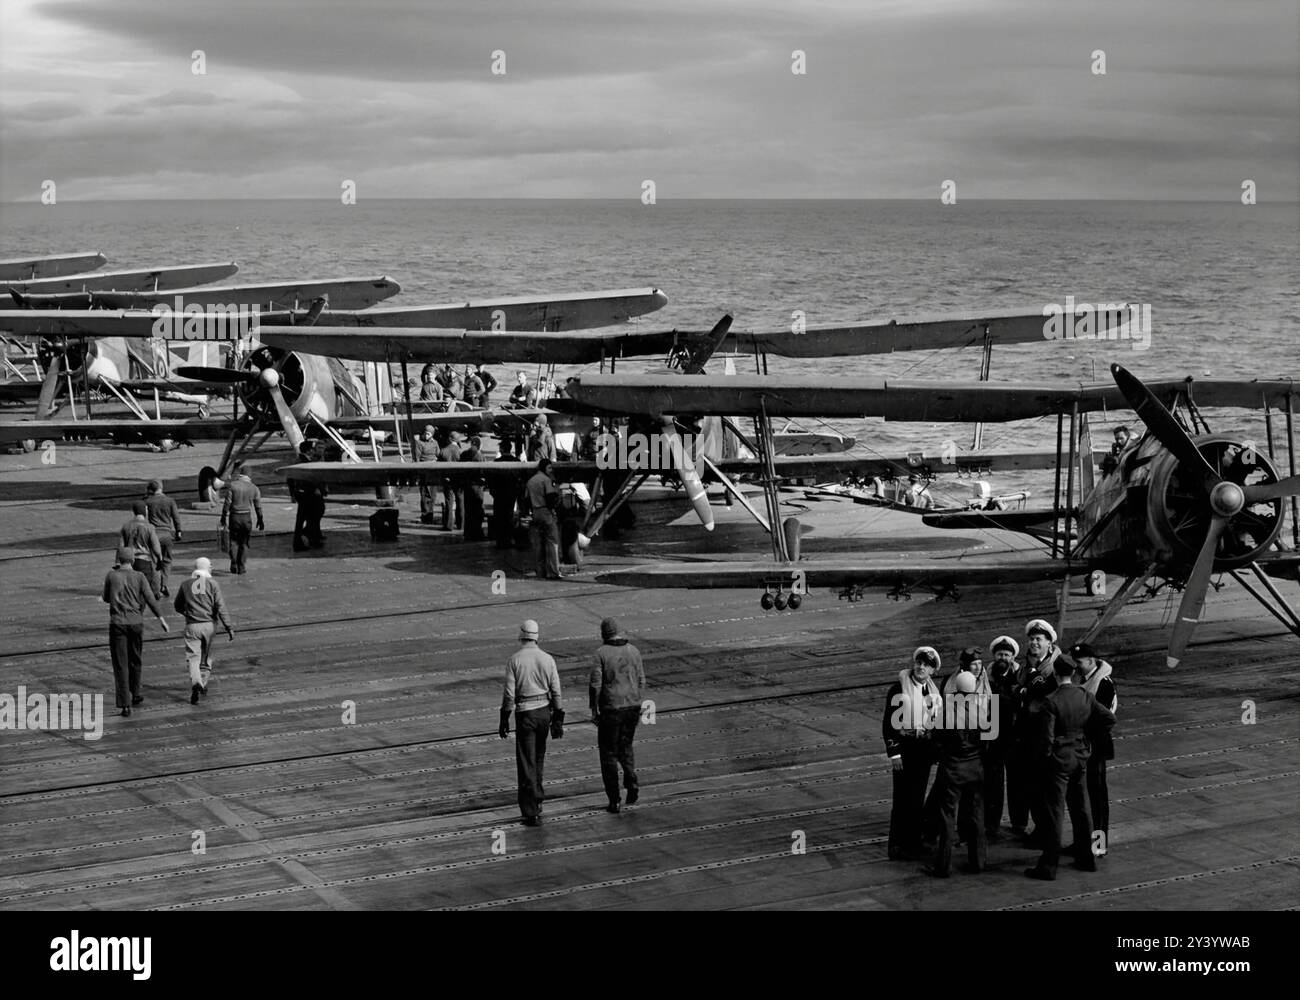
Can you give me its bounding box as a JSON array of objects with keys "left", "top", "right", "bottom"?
[
  {"left": 1229, "top": 563, "right": 1300, "bottom": 635},
  {"left": 579, "top": 470, "right": 649, "bottom": 545},
  {"left": 754, "top": 397, "right": 789, "bottom": 562},
  {"left": 1071, "top": 562, "right": 1160, "bottom": 648},
  {"left": 970, "top": 324, "right": 992, "bottom": 450},
  {"left": 699, "top": 454, "right": 770, "bottom": 532}
]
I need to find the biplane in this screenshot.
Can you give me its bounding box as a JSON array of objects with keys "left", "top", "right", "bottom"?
[{"left": 571, "top": 365, "right": 1299, "bottom": 668}]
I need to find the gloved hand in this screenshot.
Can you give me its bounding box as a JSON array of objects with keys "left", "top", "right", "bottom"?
[
  {"left": 498, "top": 709, "right": 511, "bottom": 740},
  {"left": 256, "top": 519, "right": 265, "bottom": 532}
]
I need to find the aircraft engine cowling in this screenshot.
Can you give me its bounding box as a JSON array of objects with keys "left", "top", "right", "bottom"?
[
  {"left": 240, "top": 347, "right": 336, "bottom": 425},
  {"left": 1145, "top": 434, "right": 1286, "bottom": 573}
]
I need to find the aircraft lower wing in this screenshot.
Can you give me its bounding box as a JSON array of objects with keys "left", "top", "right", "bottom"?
[
  {"left": 279, "top": 459, "right": 597, "bottom": 486},
  {"left": 719, "top": 309, "right": 1062, "bottom": 358},
  {"left": 564, "top": 374, "right": 1299, "bottom": 421},
  {"left": 258, "top": 327, "right": 685, "bottom": 364},
  {"left": 0, "top": 252, "right": 106, "bottom": 281},
  {"left": 0, "top": 308, "right": 300, "bottom": 338},
  {"left": 7, "top": 262, "right": 239, "bottom": 295},
  {"left": 923, "top": 509, "right": 1063, "bottom": 533},
  {"left": 0, "top": 417, "right": 238, "bottom": 445},
  {"left": 17, "top": 276, "right": 402, "bottom": 312},
  {"left": 596, "top": 555, "right": 1082, "bottom": 590}
]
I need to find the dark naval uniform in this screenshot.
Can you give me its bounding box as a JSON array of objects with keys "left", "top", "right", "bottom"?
[
  {"left": 1029, "top": 683, "right": 1115, "bottom": 878},
  {"left": 930, "top": 701, "right": 988, "bottom": 876}
]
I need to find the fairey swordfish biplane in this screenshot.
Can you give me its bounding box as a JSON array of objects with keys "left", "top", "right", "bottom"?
[{"left": 560, "top": 365, "right": 1300, "bottom": 669}]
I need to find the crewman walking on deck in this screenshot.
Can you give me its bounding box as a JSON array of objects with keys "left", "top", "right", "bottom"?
[
  {"left": 143, "top": 480, "right": 182, "bottom": 596},
  {"left": 101, "top": 545, "right": 169, "bottom": 717},
  {"left": 589, "top": 618, "right": 646, "bottom": 813},
  {"left": 1071, "top": 641, "right": 1117, "bottom": 856},
  {"left": 1025, "top": 656, "right": 1114, "bottom": 881},
  {"left": 525, "top": 458, "right": 562, "bottom": 580},
  {"left": 925, "top": 671, "right": 987, "bottom": 877},
  {"left": 173, "top": 556, "right": 234, "bottom": 705},
  {"left": 219, "top": 461, "right": 264, "bottom": 574},
  {"left": 120, "top": 500, "right": 163, "bottom": 599},
  {"left": 499, "top": 620, "right": 562, "bottom": 826},
  {"left": 883, "top": 646, "right": 941, "bottom": 860}
]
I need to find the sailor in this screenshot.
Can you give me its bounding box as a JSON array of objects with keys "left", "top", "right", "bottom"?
[
  {"left": 101, "top": 545, "right": 169, "bottom": 717},
  {"left": 505, "top": 371, "right": 536, "bottom": 410},
  {"left": 1071, "top": 641, "right": 1118, "bottom": 855},
  {"left": 143, "top": 480, "right": 182, "bottom": 597},
  {"left": 435, "top": 363, "right": 460, "bottom": 401},
  {"left": 414, "top": 425, "right": 440, "bottom": 524},
  {"left": 1016, "top": 618, "right": 1061, "bottom": 845},
  {"left": 579, "top": 416, "right": 607, "bottom": 462},
  {"left": 219, "top": 461, "right": 264, "bottom": 575},
  {"left": 290, "top": 450, "right": 327, "bottom": 551},
  {"left": 1025, "top": 656, "right": 1115, "bottom": 880},
  {"left": 419, "top": 369, "right": 444, "bottom": 407},
  {"left": 925, "top": 671, "right": 987, "bottom": 877},
  {"left": 883, "top": 646, "right": 941, "bottom": 860},
  {"left": 438, "top": 431, "right": 463, "bottom": 531},
  {"left": 499, "top": 619, "right": 562, "bottom": 826},
  {"left": 460, "top": 435, "right": 487, "bottom": 541},
  {"left": 173, "top": 557, "right": 234, "bottom": 705},
  {"left": 589, "top": 618, "right": 646, "bottom": 813},
  {"left": 120, "top": 500, "right": 163, "bottom": 599},
  {"left": 527, "top": 413, "right": 558, "bottom": 463},
  {"left": 985, "top": 635, "right": 1020, "bottom": 840},
  {"left": 474, "top": 364, "right": 497, "bottom": 407},
  {"left": 489, "top": 438, "right": 520, "bottom": 548},
  {"left": 525, "top": 458, "right": 562, "bottom": 580},
  {"left": 462, "top": 367, "right": 486, "bottom": 408}
]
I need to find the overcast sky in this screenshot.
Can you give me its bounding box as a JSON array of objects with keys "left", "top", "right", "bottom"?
[{"left": 1, "top": 0, "right": 1295, "bottom": 200}]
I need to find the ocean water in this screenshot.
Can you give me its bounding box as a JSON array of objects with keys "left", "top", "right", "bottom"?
[{"left": 1, "top": 199, "right": 1296, "bottom": 484}]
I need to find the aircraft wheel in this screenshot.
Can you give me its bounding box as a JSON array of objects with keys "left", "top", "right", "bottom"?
[
  {"left": 760, "top": 592, "right": 775, "bottom": 610},
  {"left": 1087, "top": 570, "right": 1107, "bottom": 597},
  {"left": 787, "top": 593, "right": 802, "bottom": 610},
  {"left": 774, "top": 592, "right": 788, "bottom": 610}
]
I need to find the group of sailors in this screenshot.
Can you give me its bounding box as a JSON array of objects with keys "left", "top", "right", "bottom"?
[{"left": 883, "top": 619, "right": 1118, "bottom": 880}]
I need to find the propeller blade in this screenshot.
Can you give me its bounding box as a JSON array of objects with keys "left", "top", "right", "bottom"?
[
  {"left": 1243, "top": 474, "right": 1300, "bottom": 504},
  {"left": 176, "top": 365, "right": 255, "bottom": 384},
  {"left": 36, "top": 352, "right": 63, "bottom": 418},
  {"left": 267, "top": 381, "right": 304, "bottom": 452},
  {"left": 1110, "top": 364, "right": 1221, "bottom": 489},
  {"left": 661, "top": 416, "right": 714, "bottom": 530},
  {"left": 1167, "top": 513, "right": 1229, "bottom": 668}
]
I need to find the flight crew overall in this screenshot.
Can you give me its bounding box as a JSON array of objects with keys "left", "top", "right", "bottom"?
[
  {"left": 220, "top": 462, "right": 263, "bottom": 574},
  {"left": 984, "top": 635, "right": 1021, "bottom": 840},
  {"left": 1025, "top": 657, "right": 1115, "bottom": 881},
  {"left": 438, "top": 433, "right": 463, "bottom": 531},
  {"left": 922, "top": 646, "right": 991, "bottom": 846},
  {"left": 883, "top": 647, "right": 942, "bottom": 860},
  {"left": 589, "top": 618, "right": 646, "bottom": 813},
  {"left": 1012, "top": 618, "right": 1061, "bottom": 845},
  {"left": 1072, "top": 641, "right": 1118, "bottom": 855},
  {"left": 489, "top": 439, "right": 520, "bottom": 548},
  {"left": 414, "top": 426, "right": 440, "bottom": 523},
  {"left": 101, "top": 546, "right": 169, "bottom": 717},
  {"left": 500, "top": 620, "right": 562, "bottom": 826},
  {"left": 291, "top": 479, "right": 327, "bottom": 550},
  {"left": 925, "top": 670, "right": 988, "bottom": 877},
  {"left": 120, "top": 501, "right": 163, "bottom": 599},
  {"left": 460, "top": 435, "right": 487, "bottom": 540},
  {"left": 525, "top": 459, "right": 562, "bottom": 579},
  {"left": 173, "top": 557, "right": 234, "bottom": 705},
  {"left": 527, "top": 413, "right": 557, "bottom": 463},
  {"left": 144, "top": 480, "right": 182, "bottom": 597}
]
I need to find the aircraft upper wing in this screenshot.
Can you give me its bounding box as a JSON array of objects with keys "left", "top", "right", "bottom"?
[
  {"left": 0, "top": 252, "right": 106, "bottom": 281},
  {"left": 564, "top": 374, "right": 1298, "bottom": 420},
  {"left": 278, "top": 460, "right": 597, "bottom": 486},
  {"left": 0, "top": 308, "right": 299, "bottom": 338},
  {"left": 257, "top": 327, "right": 685, "bottom": 364},
  {"left": 18, "top": 276, "right": 402, "bottom": 312},
  {"left": 7, "top": 262, "right": 239, "bottom": 295},
  {"left": 719, "top": 309, "right": 1063, "bottom": 358},
  {"left": 596, "top": 554, "right": 1084, "bottom": 590}
]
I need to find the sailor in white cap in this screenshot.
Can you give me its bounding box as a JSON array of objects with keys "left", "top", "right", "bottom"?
[
  {"left": 1015, "top": 618, "right": 1063, "bottom": 845},
  {"left": 172, "top": 556, "right": 235, "bottom": 705},
  {"left": 985, "top": 635, "right": 1021, "bottom": 840},
  {"left": 883, "top": 646, "right": 942, "bottom": 860},
  {"left": 500, "top": 620, "right": 563, "bottom": 826}
]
